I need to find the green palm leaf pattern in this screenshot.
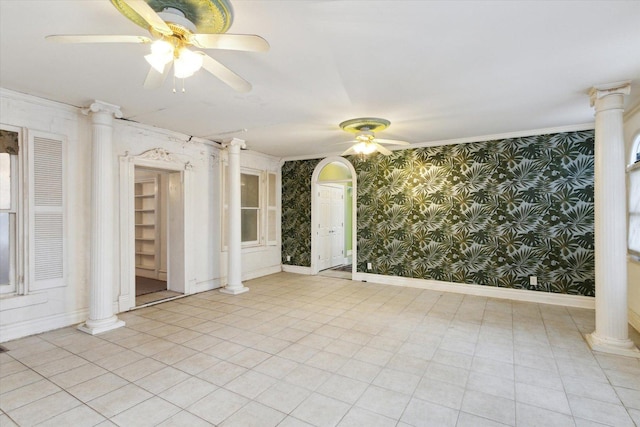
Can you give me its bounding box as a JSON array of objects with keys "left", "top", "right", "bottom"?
[{"left": 282, "top": 130, "right": 595, "bottom": 296}]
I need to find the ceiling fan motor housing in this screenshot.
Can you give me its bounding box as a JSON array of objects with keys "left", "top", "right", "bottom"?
[{"left": 111, "top": 0, "right": 234, "bottom": 34}]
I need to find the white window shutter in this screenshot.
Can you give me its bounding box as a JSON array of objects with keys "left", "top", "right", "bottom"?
[
  {"left": 29, "top": 132, "right": 65, "bottom": 290},
  {"left": 266, "top": 172, "right": 278, "bottom": 245}
]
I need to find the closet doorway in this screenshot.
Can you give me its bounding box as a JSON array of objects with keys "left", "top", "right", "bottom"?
[{"left": 134, "top": 167, "right": 181, "bottom": 305}]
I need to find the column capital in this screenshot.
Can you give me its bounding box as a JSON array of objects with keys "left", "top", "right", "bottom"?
[
  {"left": 223, "top": 138, "right": 247, "bottom": 150},
  {"left": 82, "top": 100, "right": 123, "bottom": 119},
  {"left": 589, "top": 81, "right": 631, "bottom": 107}
]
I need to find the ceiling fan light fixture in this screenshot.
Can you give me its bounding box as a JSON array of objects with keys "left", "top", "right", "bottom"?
[
  {"left": 145, "top": 39, "right": 174, "bottom": 72},
  {"left": 174, "top": 48, "right": 204, "bottom": 78},
  {"left": 353, "top": 141, "right": 377, "bottom": 155}
]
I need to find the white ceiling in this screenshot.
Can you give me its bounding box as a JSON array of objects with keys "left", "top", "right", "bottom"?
[{"left": 1, "top": 1, "right": 639, "bottom": 158}]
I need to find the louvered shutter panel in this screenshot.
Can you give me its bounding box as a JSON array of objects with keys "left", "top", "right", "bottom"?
[
  {"left": 29, "top": 133, "right": 65, "bottom": 290},
  {"left": 266, "top": 172, "right": 278, "bottom": 245}
]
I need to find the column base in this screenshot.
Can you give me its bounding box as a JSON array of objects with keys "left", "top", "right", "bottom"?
[
  {"left": 220, "top": 285, "right": 250, "bottom": 295},
  {"left": 585, "top": 332, "right": 640, "bottom": 359},
  {"left": 77, "top": 316, "right": 125, "bottom": 336}
]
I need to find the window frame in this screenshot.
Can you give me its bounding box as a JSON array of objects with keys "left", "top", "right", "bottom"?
[
  {"left": 220, "top": 156, "right": 279, "bottom": 252},
  {"left": 240, "top": 169, "right": 262, "bottom": 247},
  {"left": 0, "top": 130, "right": 20, "bottom": 295}
]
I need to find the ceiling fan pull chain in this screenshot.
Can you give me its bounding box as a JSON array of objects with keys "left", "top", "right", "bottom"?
[{"left": 172, "top": 74, "right": 176, "bottom": 93}]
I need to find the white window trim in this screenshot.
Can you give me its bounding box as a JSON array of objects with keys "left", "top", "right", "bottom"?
[
  {"left": 0, "top": 125, "right": 22, "bottom": 296},
  {"left": 240, "top": 168, "right": 263, "bottom": 248},
  {"left": 220, "top": 156, "right": 279, "bottom": 251}
]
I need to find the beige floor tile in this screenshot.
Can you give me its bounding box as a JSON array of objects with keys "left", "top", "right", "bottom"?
[
  {"left": 291, "top": 393, "right": 351, "bottom": 427},
  {"left": 87, "top": 383, "right": 153, "bottom": 418},
  {"left": 159, "top": 376, "right": 217, "bottom": 408},
  {"left": 36, "top": 404, "right": 106, "bottom": 427},
  {"left": 461, "top": 389, "right": 516, "bottom": 426},
  {"left": 225, "top": 370, "right": 277, "bottom": 399},
  {"left": 256, "top": 381, "right": 311, "bottom": 414},
  {"left": 112, "top": 357, "right": 166, "bottom": 382},
  {"left": 111, "top": 396, "right": 180, "bottom": 426},
  {"left": 0, "top": 379, "right": 60, "bottom": 412},
  {"left": 0, "top": 369, "right": 43, "bottom": 394},
  {"left": 400, "top": 397, "right": 459, "bottom": 427},
  {"left": 49, "top": 362, "right": 107, "bottom": 389},
  {"left": 317, "top": 374, "right": 369, "bottom": 405},
  {"left": 155, "top": 410, "right": 213, "bottom": 427},
  {"left": 355, "top": 385, "right": 411, "bottom": 419},
  {"left": 66, "top": 372, "right": 129, "bottom": 402},
  {"left": 5, "top": 390, "right": 81, "bottom": 425},
  {"left": 196, "top": 360, "right": 247, "bottom": 386},
  {"left": 173, "top": 352, "right": 220, "bottom": 375},
  {"left": 135, "top": 366, "right": 190, "bottom": 394},
  {"left": 187, "top": 388, "right": 248, "bottom": 425},
  {"left": 515, "top": 402, "right": 575, "bottom": 427},
  {"left": 219, "top": 401, "right": 286, "bottom": 427},
  {"left": 3, "top": 273, "right": 640, "bottom": 427},
  {"left": 338, "top": 406, "right": 396, "bottom": 427},
  {"left": 0, "top": 413, "right": 18, "bottom": 426}
]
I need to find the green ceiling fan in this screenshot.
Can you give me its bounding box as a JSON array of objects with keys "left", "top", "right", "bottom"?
[
  {"left": 339, "top": 118, "right": 410, "bottom": 156},
  {"left": 46, "top": 0, "right": 269, "bottom": 92}
]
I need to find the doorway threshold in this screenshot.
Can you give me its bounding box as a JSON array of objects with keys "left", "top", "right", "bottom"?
[{"left": 135, "top": 291, "right": 185, "bottom": 308}]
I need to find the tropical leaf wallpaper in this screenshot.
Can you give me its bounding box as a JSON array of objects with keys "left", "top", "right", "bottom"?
[{"left": 282, "top": 130, "right": 595, "bottom": 296}]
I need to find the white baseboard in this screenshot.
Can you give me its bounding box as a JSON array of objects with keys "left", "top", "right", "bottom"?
[
  {"left": 244, "top": 265, "right": 282, "bottom": 281},
  {"left": 353, "top": 272, "right": 595, "bottom": 309},
  {"left": 282, "top": 265, "right": 312, "bottom": 275},
  {"left": 0, "top": 308, "right": 89, "bottom": 343},
  {"left": 630, "top": 309, "right": 640, "bottom": 334},
  {"left": 190, "top": 278, "right": 222, "bottom": 294}
]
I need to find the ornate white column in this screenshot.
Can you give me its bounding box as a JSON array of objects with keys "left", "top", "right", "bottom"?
[
  {"left": 221, "top": 138, "right": 249, "bottom": 295},
  {"left": 78, "top": 101, "right": 126, "bottom": 335},
  {"left": 586, "top": 81, "right": 639, "bottom": 357}
]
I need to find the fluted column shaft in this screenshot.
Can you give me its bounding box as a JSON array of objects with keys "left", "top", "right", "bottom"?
[
  {"left": 221, "top": 138, "right": 249, "bottom": 295},
  {"left": 586, "top": 82, "right": 639, "bottom": 357},
  {"left": 78, "top": 101, "right": 125, "bottom": 335}
]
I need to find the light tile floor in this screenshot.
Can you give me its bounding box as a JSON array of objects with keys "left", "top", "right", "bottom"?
[{"left": 1, "top": 272, "right": 640, "bottom": 426}]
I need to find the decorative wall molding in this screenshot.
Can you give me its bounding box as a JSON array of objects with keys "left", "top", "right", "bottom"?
[
  {"left": 0, "top": 307, "right": 89, "bottom": 343},
  {"left": 0, "top": 292, "right": 48, "bottom": 311},
  {"left": 354, "top": 272, "right": 595, "bottom": 309}
]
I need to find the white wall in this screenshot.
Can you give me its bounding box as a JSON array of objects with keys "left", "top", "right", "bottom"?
[
  {"left": 0, "top": 89, "right": 282, "bottom": 342},
  {"left": 625, "top": 101, "right": 640, "bottom": 333}
]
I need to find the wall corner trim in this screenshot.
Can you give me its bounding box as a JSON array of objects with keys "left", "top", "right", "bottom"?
[{"left": 353, "top": 273, "right": 595, "bottom": 309}]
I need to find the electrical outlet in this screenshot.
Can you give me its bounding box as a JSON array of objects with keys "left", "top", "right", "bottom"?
[
  {"left": 529, "top": 276, "right": 537, "bottom": 286},
  {"left": 286, "top": 255, "right": 291, "bottom": 262},
  {"left": 367, "top": 262, "right": 372, "bottom": 270}
]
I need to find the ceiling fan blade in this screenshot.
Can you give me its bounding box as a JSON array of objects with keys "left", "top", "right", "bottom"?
[
  {"left": 143, "top": 62, "right": 171, "bottom": 89},
  {"left": 190, "top": 34, "right": 270, "bottom": 52},
  {"left": 201, "top": 54, "right": 251, "bottom": 93},
  {"left": 332, "top": 139, "right": 358, "bottom": 146},
  {"left": 46, "top": 35, "right": 151, "bottom": 44},
  {"left": 342, "top": 146, "right": 356, "bottom": 156},
  {"left": 374, "top": 138, "right": 410, "bottom": 146},
  {"left": 122, "top": 0, "right": 172, "bottom": 36},
  {"left": 374, "top": 143, "right": 393, "bottom": 156}
]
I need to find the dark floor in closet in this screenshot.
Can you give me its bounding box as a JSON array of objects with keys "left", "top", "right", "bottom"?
[{"left": 135, "top": 276, "right": 167, "bottom": 296}]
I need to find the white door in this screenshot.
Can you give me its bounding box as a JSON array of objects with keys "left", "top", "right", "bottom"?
[{"left": 318, "top": 184, "right": 344, "bottom": 270}]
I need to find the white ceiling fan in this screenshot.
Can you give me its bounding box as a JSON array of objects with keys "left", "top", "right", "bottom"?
[
  {"left": 339, "top": 117, "right": 410, "bottom": 156},
  {"left": 46, "top": 0, "right": 268, "bottom": 92}
]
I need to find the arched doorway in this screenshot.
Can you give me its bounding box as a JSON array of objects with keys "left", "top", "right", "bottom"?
[{"left": 311, "top": 157, "right": 357, "bottom": 277}]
